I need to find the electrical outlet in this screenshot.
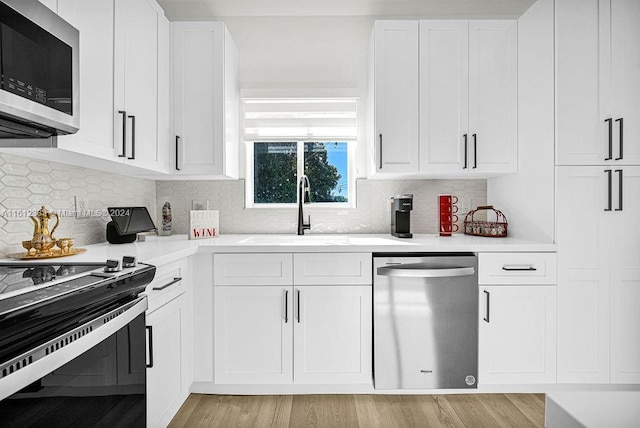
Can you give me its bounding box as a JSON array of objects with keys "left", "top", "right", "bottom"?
[{"left": 74, "top": 196, "right": 89, "bottom": 218}]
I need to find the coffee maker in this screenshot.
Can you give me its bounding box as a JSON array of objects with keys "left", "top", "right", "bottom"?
[{"left": 390, "top": 194, "right": 413, "bottom": 238}]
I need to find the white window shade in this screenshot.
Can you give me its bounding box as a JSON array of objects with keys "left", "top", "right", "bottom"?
[{"left": 243, "top": 98, "right": 358, "bottom": 141}]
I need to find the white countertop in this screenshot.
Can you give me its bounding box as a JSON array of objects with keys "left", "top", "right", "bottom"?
[{"left": 2, "top": 234, "right": 556, "bottom": 265}]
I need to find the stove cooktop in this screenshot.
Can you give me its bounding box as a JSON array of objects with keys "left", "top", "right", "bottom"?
[{"left": 0, "top": 263, "right": 105, "bottom": 299}]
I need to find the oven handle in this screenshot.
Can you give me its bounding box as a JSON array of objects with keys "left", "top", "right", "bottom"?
[
  {"left": 377, "top": 264, "right": 475, "bottom": 278},
  {"left": 0, "top": 296, "right": 148, "bottom": 402}
]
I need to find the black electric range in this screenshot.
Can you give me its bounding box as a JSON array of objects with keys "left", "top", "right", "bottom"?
[{"left": 0, "top": 258, "right": 156, "bottom": 376}]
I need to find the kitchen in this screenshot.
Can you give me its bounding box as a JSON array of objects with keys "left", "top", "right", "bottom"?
[{"left": 0, "top": 0, "right": 638, "bottom": 426}]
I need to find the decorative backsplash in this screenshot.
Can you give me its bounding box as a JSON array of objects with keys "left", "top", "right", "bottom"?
[
  {"left": 157, "top": 179, "right": 486, "bottom": 236},
  {"left": 0, "top": 151, "right": 487, "bottom": 257},
  {"left": 0, "top": 153, "right": 156, "bottom": 257}
]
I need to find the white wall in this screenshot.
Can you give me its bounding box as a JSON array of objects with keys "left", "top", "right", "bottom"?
[{"left": 487, "top": 0, "right": 555, "bottom": 242}]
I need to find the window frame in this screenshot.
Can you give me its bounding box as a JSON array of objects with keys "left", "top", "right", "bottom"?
[{"left": 246, "top": 140, "right": 356, "bottom": 209}]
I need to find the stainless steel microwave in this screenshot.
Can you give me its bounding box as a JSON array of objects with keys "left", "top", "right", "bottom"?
[{"left": 0, "top": 0, "right": 79, "bottom": 142}]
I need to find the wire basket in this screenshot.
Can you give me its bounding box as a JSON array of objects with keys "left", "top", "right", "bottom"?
[{"left": 463, "top": 206, "right": 508, "bottom": 237}]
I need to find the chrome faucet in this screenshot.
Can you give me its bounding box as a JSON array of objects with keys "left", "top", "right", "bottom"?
[{"left": 297, "top": 175, "right": 311, "bottom": 235}]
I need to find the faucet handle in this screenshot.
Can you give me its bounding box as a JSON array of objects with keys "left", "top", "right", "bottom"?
[{"left": 304, "top": 215, "right": 311, "bottom": 229}]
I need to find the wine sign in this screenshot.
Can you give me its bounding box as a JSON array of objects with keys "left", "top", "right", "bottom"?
[{"left": 189, "top": 210, "right": 219, "bottom": 240}]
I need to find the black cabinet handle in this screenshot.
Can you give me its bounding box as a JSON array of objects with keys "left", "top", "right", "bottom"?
[
  {"left": 127, "top": 115, "right": 136, "bottom": 160},
  {"left": 284, "top": 290, "right": 289, "bottom": 323},
  {"left": 502, "top": 266, "right": 537, "bottom": 271},
  {"left": 463, "top": 134, "right": 468, "bottom": 169},
  {"left": 296, "top": 289, "right": 301, "bottom": 323},
  {"left": 472, "top": 133, "right": 477, "bottom": 169},
  {"left": 615, "top": 118, "right": 623, "bottom": 160},
  {"left": 483, "top": 290, "right": 490, "bottom": 323},
  {"left": 146, "top": 325, "right": 153, "bottom": 368},
  {"left": 379, "top": 133, "right": 383, "bottom": 170},
  {"left": 605, "top": 169, "right": 612, "bottom": 211},
  {"left": 605, "top": 118, "right": 613, "bottom": 160},
  {"left": 118, "top": 110, "right": 127, "bottom": 157},
  {"left": 175, "top": 136, "right": 181, "bottom": 171},
  {"left": 615, "top": 169, "right": 623, "bottom": 211},
  {"left": 152, "top": 277, "right": 182, "bottom": 291}
]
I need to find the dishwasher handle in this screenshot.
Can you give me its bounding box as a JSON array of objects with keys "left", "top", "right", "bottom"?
[{"left": 376, "top": 264, "right": 475, "bottom": 278}]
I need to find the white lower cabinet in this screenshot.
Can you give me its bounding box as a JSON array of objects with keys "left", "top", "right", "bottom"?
[
  {"left": 478, "top": 252, "right": 557, "bottom": 385},
  {"left": 214, "top": 285, "right": 372, "bottom": 385},
  {"left": 213, "top": 253, "right": 373, "bottom": 386},
  {"left": 557, "top": 166, "right": 640, "bottom": 384},
  {"left": 294, "top": 286, "right": 372, "bottom": 384},
  {"left": 214, "top": 286, "right": 293, "bottom": 384},
  {"left": 147, "top": 295, "right": 185, "bottom": 427},
  {"left": 145, "top": 258, "right": 192, "bottom": 427},
  {"left": 478, "top": 285, "right": 557, "bottom": 384}
]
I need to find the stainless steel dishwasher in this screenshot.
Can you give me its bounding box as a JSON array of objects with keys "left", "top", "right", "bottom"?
[{"left": 373, "top": 253, "right": 478, "bottom": 390}]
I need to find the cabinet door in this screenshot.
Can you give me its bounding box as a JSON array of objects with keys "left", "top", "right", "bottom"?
[
  {"left": 556, "top": 166, "right": 611, "bottom": 383},
  {"left": 555, "top": 0, "right": 611, "bottom": 165},
  {"left": 147, "top": 295, "right": 185, "bottom": 428},
  {"left": 610, "top": 167, "right": 640, "bottom": 383},
  {"left": 372, "top": 21, "right": 419, "bottom": 174},
  {"left": 610, "top": 0, "right": 640, "bottom": 165},
  {"left": 173, "top": 22, "right": 224, "bottom": 175},
  {"left": 214, "top": 286, "right": 293, "bottom": 384},
  {"left": 56, "top": 0, "right": 117, "bottom": 161},
  {"left": 419, "top": 21, "right": 469, "bottom": 172},
  {"left": 468, "top": 20, "right": 517, "bottom": 173},
  {"left": 293, "top": 286, "right": 372, "bottom": 384},
  {"left": 114, "top": 0, "right": 160, "bottom": 170},
  {"left": 479, "top": 286, "right": 556, "bottom": 384}
]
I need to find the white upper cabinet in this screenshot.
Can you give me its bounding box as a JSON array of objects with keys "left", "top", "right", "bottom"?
[
  {"left": 172, "top": 22, "right": 239, "bottom": 177},
  {"left": 556, "top": 0, "right": 640, "bottom": 165},
  {"left": 610, "top": 0, "right": 640, "bottom": 165},
  {"left": 369, "top": 20, "right": 420, "bottom": 174},
  {"left": 54, "top": 0, "right": 169, "bottom": 174},
  {"left": 370, "top": 19, "right": 517, "bottom": 177},
  {"left": 56, "top": 0, "right": 117, "bottom": 161},
  {"left": 468, "top": 20, "right": 518, "bottom": 173},
  {"left": 420, "top": 20, "right": 517, "bottom": 174},
  {"left": 114, "top": 0, "right": 167, "bottom": 173},
  {"left": 419, "top": 21, "right": 469, "bottom": 173}
]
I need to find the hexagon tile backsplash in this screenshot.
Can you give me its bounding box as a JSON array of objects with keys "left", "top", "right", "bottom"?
[
  {"left": 0, "top": 153, "right": 156, "bottom": 257},
  {"left": 157, "top": 178, "right": 486, "bottom": 236},
  {"left": 0, "top": 151, "right": 487, "bottom": 257}
]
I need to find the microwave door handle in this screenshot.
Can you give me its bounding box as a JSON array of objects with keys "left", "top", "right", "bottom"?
[{"left": 377, "top": 265, "right": 475, "bottom": 278}]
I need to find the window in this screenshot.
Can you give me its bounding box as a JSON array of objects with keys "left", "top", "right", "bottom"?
[{"left": 244, "top": 98, "right": 357, "bottom": 207}]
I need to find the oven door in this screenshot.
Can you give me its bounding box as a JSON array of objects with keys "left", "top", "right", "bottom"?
[{"left": 0, "top": 298, "right": 147, "bottom": 427}]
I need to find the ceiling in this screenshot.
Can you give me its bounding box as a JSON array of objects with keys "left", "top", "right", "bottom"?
[{"left": 157, "top": 0, "right": 537, "bottom": 20}]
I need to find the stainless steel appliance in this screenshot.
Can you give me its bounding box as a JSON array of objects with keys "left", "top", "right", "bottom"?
[
  {"left": 0, "top": 258, "right": 155, "bottom": 426},
  {"left": 0, "top": 0, "right": 79, "bottom": 142},
  {"left": 390, "top": 194, "right": 413, "bottom": 238},
  {"left": 373, "top": 253, "right": 478, "bottom": 389}
]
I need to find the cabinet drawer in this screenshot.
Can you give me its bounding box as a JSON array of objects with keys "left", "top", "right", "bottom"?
[
  {"left": 479, "top": 253, "right": 557, "bottom": 285},
  {"left": 294, "top": 253, "right": 372, "bottom": 285},
  {"left": 214, "top": 253, "right": 293, "bottom": 286},
  {"left": 146, "top": 258, "right": 188, "bottom": 313}
]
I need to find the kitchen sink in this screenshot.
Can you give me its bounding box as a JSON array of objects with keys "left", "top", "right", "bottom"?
[{"left": 234, "top": 235, "right": 402, "bottom": 246}]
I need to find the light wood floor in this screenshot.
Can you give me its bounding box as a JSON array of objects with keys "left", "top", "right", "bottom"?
[{"left": 169, "top": 393, "right": 545, "bottom": 427}]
